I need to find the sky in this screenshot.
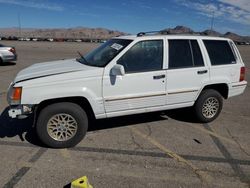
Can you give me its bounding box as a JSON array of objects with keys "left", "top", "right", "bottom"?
[{"left": 0, "top": 0, "right": 249, "bottom": 35}]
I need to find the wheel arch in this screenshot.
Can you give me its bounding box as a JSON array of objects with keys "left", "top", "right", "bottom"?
[
  {"left": 198, "top": 83, "right": 229, "bottom": 100},
  {"left": 34, "top": 96, "right": 96, "bottom": 126}
]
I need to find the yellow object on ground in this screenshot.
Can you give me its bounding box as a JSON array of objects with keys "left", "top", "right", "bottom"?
[{"left": 71, "top": 176, "right": 93, "bottom": 188}]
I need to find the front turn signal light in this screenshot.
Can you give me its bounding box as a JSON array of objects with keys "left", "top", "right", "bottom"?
[{"left": 11, "top": 87, "right": 22, "bottom": 101}]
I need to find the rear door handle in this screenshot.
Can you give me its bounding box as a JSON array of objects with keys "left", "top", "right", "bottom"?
[
  {"left": 197, "top": 70, "right": 208, "bottom": 74},
  {"left": 153, "top": 75, "right": 165, "bottom": 79}
]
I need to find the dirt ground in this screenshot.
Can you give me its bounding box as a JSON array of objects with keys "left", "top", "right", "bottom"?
[{"left": 0, "top": 41, "right": 250, "bottom": 188}]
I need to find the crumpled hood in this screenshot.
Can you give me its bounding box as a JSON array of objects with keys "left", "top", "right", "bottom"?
[{"left": 14, "top": 59, "right": 100, "bottom": 83}]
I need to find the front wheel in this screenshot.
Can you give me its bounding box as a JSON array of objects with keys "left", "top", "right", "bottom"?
[
  {"left": 194, "top": 89, "right": 223, "bottom": 123},
  {"left": 36, "top": 102, "right": 88, "bottom": 148}
]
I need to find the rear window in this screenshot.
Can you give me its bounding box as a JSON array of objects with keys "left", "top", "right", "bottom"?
[{"left": 203, "top": 40, "right": 236, "bottom": 65}]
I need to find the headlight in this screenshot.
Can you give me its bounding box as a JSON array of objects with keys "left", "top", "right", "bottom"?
[{"left": 7, "top": 85, "right": 22, "bottom": 105}]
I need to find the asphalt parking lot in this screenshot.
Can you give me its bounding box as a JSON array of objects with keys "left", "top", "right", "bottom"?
[{"left": 0, "top": 41, "right": 250, "bottom": 188}]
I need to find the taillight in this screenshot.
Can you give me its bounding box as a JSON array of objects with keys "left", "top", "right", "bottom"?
[
  {"left": 9, "top": 48, "right": 15, "bottom": 54},
  {"left": 240, "top": 67, "right": 245, "bottom": 82}
]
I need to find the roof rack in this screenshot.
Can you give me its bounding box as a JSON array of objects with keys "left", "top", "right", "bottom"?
[
  {"left": 136, "top": 31, "right": 215, "bottom": 37},
  {"left": 136, "top": 31, "right": 162, "bottom": 37}
]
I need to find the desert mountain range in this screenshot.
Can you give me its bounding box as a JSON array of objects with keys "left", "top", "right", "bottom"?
[
  {"left": 160, "top": 26, "right": 250, "bottom": 43},
  {"left": 0, "top": 26, "right": 249, "bottom": 42},
  {"left": 0, "top": 27, "right": 126, "bottom": 40}
]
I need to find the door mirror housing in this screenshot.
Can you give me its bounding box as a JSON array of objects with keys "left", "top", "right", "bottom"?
[{"left": 111, "top": 64, "right": 125, "bottom": 76}]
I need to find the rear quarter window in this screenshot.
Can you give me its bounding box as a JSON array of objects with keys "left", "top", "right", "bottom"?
[{"left": 203, "top": 40, "right": 236, "bottom": 65}]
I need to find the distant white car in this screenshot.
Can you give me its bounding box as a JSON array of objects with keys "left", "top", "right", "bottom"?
[
  {"left": 7, "top": 33, "right": 247, "bottom": 148},
  {"left": 0, "top": 44, "right": 17, "bottom": 63}
]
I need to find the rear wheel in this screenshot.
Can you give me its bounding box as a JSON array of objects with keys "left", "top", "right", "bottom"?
[
  {"left": 0, "top": 57, "right": 3, "bottom": 64},
  {"left": 194, "top": 89, "right": 223, "bottom": 123},
  {"left": 36, "top": 102, "right": 88, "bottom": 148}
]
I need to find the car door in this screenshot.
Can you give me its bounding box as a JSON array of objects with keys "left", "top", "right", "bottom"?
[
  {"left": 103, "top": 39, "right": 166, "bottom": 116},
  {"left": 166, "top": 39, "right": 209, "bottom": 105}
]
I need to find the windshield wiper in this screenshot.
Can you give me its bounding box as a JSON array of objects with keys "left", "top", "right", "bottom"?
[
  {"left": 76, "top": 51, "right": 89, "bottom": 65},
  {"left": 76, "top": 51, "right": 104, "bottom": 67}
]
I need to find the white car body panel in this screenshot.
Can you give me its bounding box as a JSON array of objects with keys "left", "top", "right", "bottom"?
[
  {"left": 103, "top": 70, "right": 167, "bottom": 112},
  {"left": 167, "top": 67, "right": 210, "bottom": 104},
  {"left": 14, "top": 59, "right": 89, "bottom": 82},
  {"left": 14, "top": 59, "right": 106, "bottom": 117}
]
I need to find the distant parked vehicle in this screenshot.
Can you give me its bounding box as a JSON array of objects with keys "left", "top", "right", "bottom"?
[
  {"left": 0, "top": 44, "right": 17, "bottom": 64},
  {"left": 75, "top": 39, "right": 82, "bottom": 42}
]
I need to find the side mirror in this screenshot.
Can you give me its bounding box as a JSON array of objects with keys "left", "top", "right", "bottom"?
[{"left": 111, "top": 64, "right": 125, "bottom": 76}]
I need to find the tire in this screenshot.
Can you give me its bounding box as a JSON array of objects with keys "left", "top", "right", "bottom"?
[
  {"left": 0, "top": 57, "right": 3, "bottom": 64},
  {"left": 194, "top": 89, "right": 223, "bottom": 123},
  {"left": 36, "top": 102, "right": 88, "bottom": 148}
]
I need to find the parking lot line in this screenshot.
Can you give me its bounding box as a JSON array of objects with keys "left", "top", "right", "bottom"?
[
  {"left": 3, "top": 167, "right": 30, "bottom": 188},
  {"left": 203, "top": 124, "right": 250, "bottom": 185},
  {"left": 28, "top": 148, "right": 47, "bottom": 163},
  {"left": 130, "top": 127, "right": 212, "bottom": 184},
  {"left": 2, "top": 146, "right": 47, "bottom": 187},
  {"left": 188, "top": 124, "right": 237, "bottom": 145}
]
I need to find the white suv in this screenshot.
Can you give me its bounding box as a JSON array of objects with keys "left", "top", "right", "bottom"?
[{"left": 7, "top": 33, "right": 247, "bottom": 148}]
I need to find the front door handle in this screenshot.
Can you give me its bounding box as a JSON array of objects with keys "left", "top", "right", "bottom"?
[
  {"left": 197, "top": 70, "right": 208, "bottom": 74},
  {"left": 153, "top": 75, "right": 165, "bottom": 79}
]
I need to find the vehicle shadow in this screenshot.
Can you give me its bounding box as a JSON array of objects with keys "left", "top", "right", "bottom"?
[
  {"left": 0, "top": 106, "right": 199, "bottom": 147},
  {"left": 0, "top": 107, "right": 44, "bottom": 147},
  {"left": 89, "top": 112, "right": 168, "bottom": 132},
  {"left": 0, "top": 62, "right": 16, "bottom": 66},
  {"left": 89, "top": 108, "right": 199, "bottom": 132},
  {"left": 164, "top": 107, "right": 201, "bottom": 124}
]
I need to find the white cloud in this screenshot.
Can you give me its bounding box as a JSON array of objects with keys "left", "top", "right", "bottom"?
[
  {"left": 218, "top": 0, "right": 250, "bottom": 12},
  {"left": 0, "top": 0, "right": 64, "bottom": 11},
  {"left": 176, "top": 0, "right": 250, "bottom": 26}
]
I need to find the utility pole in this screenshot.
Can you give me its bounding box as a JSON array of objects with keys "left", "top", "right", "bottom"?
[
  {"left": 18, "top": 13, "right": 21, "bottom": 38},
  {"left": 210, "top": 11, "right": 215, "bottom": 31}
]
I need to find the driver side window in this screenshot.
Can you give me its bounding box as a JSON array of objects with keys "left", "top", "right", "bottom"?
[{"left": 117, "top": 40, "right": 163, "bottom": 73}]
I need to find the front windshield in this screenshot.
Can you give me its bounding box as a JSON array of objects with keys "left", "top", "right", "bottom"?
[{"left": 79, "top": 39, "right": 132, "bottom": 67}]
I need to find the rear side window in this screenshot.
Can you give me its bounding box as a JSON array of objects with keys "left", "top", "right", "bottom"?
[
  {"left": 203, "top": 40, "right": 236, "bottom": 65},
  {"left": 168, "top": 40, "right": 204, "bottom": 69}
]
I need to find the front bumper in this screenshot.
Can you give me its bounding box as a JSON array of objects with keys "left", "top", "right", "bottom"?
[{"left": 8, "top": 105, "right": 33, "bottom": 119}]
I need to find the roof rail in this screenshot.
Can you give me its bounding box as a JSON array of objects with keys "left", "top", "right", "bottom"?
[{"left": 136, "top": 31, "right": 162, "bottom": 37}]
